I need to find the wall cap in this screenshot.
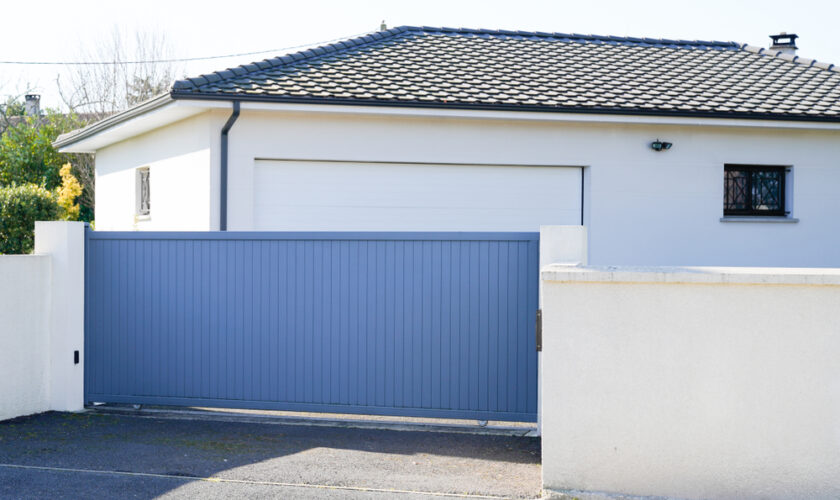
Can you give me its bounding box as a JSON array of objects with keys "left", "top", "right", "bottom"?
[{"left": 541, "top": 264, "right": 840, "bottom": 286}]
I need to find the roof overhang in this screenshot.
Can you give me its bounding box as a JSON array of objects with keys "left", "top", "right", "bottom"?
[
  {"left": 54, "top": 95, "right": 228, "bottom": 153},
  {"left": 56, "top": 94, "right": 840, "bottom": 153}
]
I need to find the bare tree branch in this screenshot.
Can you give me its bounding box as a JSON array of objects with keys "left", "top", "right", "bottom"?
[{"left": 58, "top": 26, "right": 182, "bottom": 118}]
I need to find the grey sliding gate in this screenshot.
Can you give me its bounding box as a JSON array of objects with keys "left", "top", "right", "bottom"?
[{"left": 84, "top": 230, "right": 539, "bottom": 421}]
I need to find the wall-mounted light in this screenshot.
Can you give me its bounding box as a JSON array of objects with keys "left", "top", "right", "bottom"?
[{"left": 650, "top": 139, "right": 673, "bottom": 152}]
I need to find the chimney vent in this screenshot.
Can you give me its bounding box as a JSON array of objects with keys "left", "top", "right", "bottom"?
[
  {"left": 24, "top": 94, "right": 40, "bottom": 117},
  {"left": 769, "top": 33, "right": 798, "bottom": 55}
]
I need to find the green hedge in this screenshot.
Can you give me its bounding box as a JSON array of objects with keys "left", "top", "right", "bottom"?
[{"left": 0, "top": 184, "right": 59, "bottom": 254}]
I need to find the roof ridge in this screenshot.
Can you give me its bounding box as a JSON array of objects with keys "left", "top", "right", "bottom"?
[
  {"left": 394, "top": 26, "right": 739, "bottom": 48},
  {"left": 171, "top": 26, "right": 741, "bottom": 93},
  {"left": 740, "top": 43, "right": 839, "bottom": 72}
]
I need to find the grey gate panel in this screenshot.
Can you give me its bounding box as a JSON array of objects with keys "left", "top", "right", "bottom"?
[{"left": 84, "top": 230, "right": 539, "bottom": 421}]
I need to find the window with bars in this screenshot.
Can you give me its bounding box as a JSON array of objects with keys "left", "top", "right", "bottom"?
[
  {"left": 724, "top": 165, "right": 787, "bottom": 217},
  {"left": 136, "top": 167, "right": 150, "bottom": 216}
]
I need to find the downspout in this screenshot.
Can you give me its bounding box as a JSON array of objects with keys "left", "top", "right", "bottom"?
[{"left": 219, "top": 101, "right": 240, "bottom": 231}]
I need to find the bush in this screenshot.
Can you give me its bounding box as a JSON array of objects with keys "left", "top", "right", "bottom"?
[
  {"left": 0, "top": 184, "right": 59, "bottom": 254},
  {"left": 57, "top": 163, "right": 83, "bottom": 221}
]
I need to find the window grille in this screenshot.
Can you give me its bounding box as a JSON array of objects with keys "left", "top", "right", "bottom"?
[
  {"left": 137, "top": 168, "right": 150, "bottom": 216},
  {"left": 724, "top": 165, "right": 786, "bottom": 216}
]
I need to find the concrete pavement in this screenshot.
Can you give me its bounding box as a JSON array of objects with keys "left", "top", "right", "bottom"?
[{"left": 0, "top": 412, "right": 541, "bottom": 499}]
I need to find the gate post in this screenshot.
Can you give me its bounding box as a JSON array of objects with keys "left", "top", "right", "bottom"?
[
  {"left": 537, "top": 226, "right": 587, "bottom": 435},
  {"left": 34, "top": 221, "right": 87, "bottom": 412}
]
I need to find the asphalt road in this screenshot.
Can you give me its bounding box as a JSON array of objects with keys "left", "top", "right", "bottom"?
[{"left": 0, "top": 412, "right": 541, "bottom": 499}]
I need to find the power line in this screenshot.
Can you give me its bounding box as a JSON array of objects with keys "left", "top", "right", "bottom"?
[{"left": 0, "top": 30, "right": 375, "bottom": 66}]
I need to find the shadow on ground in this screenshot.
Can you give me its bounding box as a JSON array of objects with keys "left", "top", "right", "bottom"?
[{"left": 0, "top": 411, "right": 541, "bottom": 499}]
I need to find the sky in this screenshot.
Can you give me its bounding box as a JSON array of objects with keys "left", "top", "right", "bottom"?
[{"left": 2, "top": 0, "right": 839, "bottom": 110}]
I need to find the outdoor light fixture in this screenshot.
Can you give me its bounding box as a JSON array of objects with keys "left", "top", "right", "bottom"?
[{"left": 650, "top": 139, "right": 673, "bottom": 152}]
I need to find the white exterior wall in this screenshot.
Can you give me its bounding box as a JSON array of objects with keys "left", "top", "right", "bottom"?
[
  {"left": 0, "top": 222, "right": 86, "bottom": 421},
  {"left": 94, "top": 111, "right": 221, "bottom": 231},
  {"left": 34, "top": 222, "right": 86, "bottom": 412},
  {"left": 582, "top": 123, "right": 840, "bottom": 267},
  {"left": 94, "top": 106, "right": 840, "bottom": 267},
  {"left": 540, "top": 265, "right": 840, "bottom": 499},
  {"left": 227, "top": 110, "right": 587, "bottom": 232},
  {"left": 0, "top": 256, "right": 51, "bottom": 420},
  {"left": 226, "top": 110, "right": 840, "bottom": 267}
]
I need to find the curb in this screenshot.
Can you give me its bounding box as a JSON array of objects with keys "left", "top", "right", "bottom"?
[{"left": 85, "top": 405, "right": 539, "bottom": 437}]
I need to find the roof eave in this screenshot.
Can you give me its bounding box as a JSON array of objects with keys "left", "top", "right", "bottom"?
[
  {"left": 53, "top": 94, "right": 234, "bottom": 153},
  {"left": 54, "top": 94, "right": 174, "bottom": 151}
]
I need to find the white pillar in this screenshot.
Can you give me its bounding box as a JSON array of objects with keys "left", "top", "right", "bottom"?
[
  {"left": 537, "top": 225, "right": 587, "bottom": 437},
  {"left": 539, "top": 225, "right": 588, "bottom": 275},
  {"left": 34, "top": 221, "right": 86, "bottom": 412}
]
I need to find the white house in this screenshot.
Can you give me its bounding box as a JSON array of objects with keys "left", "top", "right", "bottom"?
[{"left": 56, "top": 27, "right": 840, "bottom": 267}]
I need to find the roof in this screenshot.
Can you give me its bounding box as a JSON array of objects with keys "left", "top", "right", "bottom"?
[{"left": 170, "top": 26, "right": 840, "bottom": 121}]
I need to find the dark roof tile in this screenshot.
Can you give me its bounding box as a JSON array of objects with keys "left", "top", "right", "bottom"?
[{"left": 169, "top": 26, "right": 840, "bottom": 120}]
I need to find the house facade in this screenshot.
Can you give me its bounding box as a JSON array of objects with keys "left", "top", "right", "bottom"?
[{"left": 56, "top": 27, "right": 840, "bottom": 267}]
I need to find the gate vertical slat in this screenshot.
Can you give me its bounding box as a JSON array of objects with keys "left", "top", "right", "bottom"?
[
  {"left": 478, "top": 241, "right": 490, "bottom": 412},
  {"left": 84, "top": 231, "right": 539, "bottom": 422}
]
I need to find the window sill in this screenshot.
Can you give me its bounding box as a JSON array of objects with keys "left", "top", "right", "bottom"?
[{"left": 720, "top": 216, "right": 799, "bottom": 223}]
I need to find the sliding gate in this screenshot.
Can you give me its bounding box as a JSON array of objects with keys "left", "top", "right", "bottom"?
[{"left": 84, "top": 230, "right": 539, "bottom": 421}]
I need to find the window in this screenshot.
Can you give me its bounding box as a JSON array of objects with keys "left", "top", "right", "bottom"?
[
  {"left": 724, "top": 165, "right": 787, "bottom": 217},
  {"left": 136, "top": 167, "right": 150, "bottom": 216}
]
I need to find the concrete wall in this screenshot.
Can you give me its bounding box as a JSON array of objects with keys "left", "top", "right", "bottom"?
[
  {"left": 0, "top": 222, "right": 86, "bottom": 421},
  {"left": 0, "top": 255, "right": 51, "bottom": 420},
  {"left": 34, "top": 222, "right": 86, "bottom": 412},
  {"left": 94, "top": 106, "right": 840, "bottom": 267},
  {"left": 94, "top": 111, "right": 221, "bottom": 231},
  {"left": 540, "top": 265, "right": 840, "bottom": 499},
  {"left": 225, "top": 110, "right": 840, "bottom": 267}
]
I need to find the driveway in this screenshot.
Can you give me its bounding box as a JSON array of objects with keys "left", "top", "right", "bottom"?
[{"left": 0, "top": 412, "right": 541, "bottom": 499}]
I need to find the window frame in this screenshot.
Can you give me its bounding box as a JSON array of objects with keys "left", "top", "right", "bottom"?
[
  {"left": 723, "top": 164, "right": 788, "bottom": 217},
  {"left": 136, "top": 167, "right": 150, "bottom": 217}
]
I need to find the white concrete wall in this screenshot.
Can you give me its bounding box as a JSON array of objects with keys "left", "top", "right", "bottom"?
[
  {"left": 226, "top": 110, "right": 840, "bottom": 267},
  {"left": 94, "top": 111, "right": 220, "bottom": 231},
  {"left": 94, "top": 105, "right": 840, "bottom": 267},
  {"left": 34, "top": 222, "right": 86, "bottom": 412},
  {"left": 538, "top": 226, "right": 588, "bottom": 437},
  {"left": 0, "top": 255, "right": 51, "bottom": 420},
  {"left": 0, "top": 222, "right": 86, "bottom": 421},
  {"left": 540, "top": 265, "right": 840, "bottom": 499}
]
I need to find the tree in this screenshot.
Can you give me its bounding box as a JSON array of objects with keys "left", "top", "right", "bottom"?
[
  {"left": 52, "top": 28, "right": 180, "bottom": 219},
  {"left": 0, "top": 94, "right": 27, "bottom": 137},
  {"left": 58, "top": 27, "right": 182, "bottom": 118},
  {"left": 0, "top": 110, "right": 88, "bottom": 190},
  {"left": 0, "top": 105, "right": 92, "bottom": 220},
  {"left": 0, "top": 107, "right": 89, "bottom": 253}
]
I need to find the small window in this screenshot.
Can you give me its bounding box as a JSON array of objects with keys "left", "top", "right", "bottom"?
[
  {"left": 136, "top": 167, "right": 150, "bottom": 216},
  {"left": 724, "top": 165, "right": 787, "bottom": 217}
]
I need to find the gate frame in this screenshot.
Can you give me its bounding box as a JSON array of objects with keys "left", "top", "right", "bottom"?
[{"left": 84, "top": 229, "right": 542, "bottom": 422}]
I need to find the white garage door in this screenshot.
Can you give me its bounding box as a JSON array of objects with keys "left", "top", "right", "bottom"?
[{"left": 253, "top": 160, "right": 582, "bottom": 231}]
